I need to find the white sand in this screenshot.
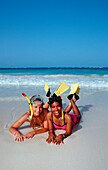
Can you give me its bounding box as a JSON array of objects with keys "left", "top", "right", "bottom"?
[{"left": 0, "top": 93, "right": 108, "bottom": 170}]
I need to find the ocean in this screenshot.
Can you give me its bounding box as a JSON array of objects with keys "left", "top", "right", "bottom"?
[{"left": 0, "top": 67, "right": 108, "bottom": 101}]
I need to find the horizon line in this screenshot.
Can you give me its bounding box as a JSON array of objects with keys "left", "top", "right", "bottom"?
[{"left": 0, "top": 66, "right": 108, "bottom": 69}]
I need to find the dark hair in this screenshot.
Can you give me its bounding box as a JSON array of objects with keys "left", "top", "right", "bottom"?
[{"left": 48, "top": 96, "right": 62, "bottom": 106}]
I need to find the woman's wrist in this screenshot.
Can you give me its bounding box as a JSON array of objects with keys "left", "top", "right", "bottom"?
[
  {"left": 62, "top": 133, "right": 68, "bottom": 139},
  {"left": 14, "top": 130, "right": 18, "bottom": 136},
  {"left": 49, "top": 130, "right": 55, "bottom": 137},
  {"left": 14, "top": 131, "right": 22, "bottom": 137},
  {"left": 33, "top": 130, "right": 36, "bottom": 135},
  {"left": 48, "top": 129, "right": 53, "bottom": 134}
]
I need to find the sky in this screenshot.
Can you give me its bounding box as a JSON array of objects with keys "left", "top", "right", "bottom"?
[{"left": 0, "top": 0, "right": 108, "bottom": 68}]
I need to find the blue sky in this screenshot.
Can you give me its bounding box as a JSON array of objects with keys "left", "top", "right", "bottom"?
[{"left": 0, "top": 0, "right": 108, "bottom": 68}]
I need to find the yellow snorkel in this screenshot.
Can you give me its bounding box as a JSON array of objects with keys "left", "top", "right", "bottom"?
[
  {"left": 61, "top": 108, "right": 64, "bottom": 120},
  {"left": 22, "top": 93, "right": 33, "bottom": 120}
]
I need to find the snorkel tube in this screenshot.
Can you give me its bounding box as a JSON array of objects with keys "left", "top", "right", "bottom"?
[
  {"left": 61, "top": 108, "right": 64, "bottom": 120},
  {"left": 21, "top": 93, "right": 33, "bottom": 120},
  {"left": 59, "top": 96, "right": 64, "bottom": 120}
]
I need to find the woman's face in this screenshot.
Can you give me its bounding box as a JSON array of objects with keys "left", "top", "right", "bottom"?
[
  {"left": 32, "top": 101, "right": 43, "bottom": 117},
  {"left": 50, "top": 102, "right": 62, "bottom": 117}
]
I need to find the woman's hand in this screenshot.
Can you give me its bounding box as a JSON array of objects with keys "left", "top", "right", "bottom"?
[
  {"left": 46, "top": 133, "right": 56, "bottom": 144},
  {"left": 15, "top": 133, "right": 27, "bottom": 142},
  {"left": 25, "top": 131, "right": 35, "bottom": 139},
  {"left": 54, "top": 134, "right": 64, "bottom": 145}
]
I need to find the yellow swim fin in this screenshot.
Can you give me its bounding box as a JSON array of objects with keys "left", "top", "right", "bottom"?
[
  {"left": 44, "top": 82, "right": 51, "bottom": 97},
  {"left": 76, "top": 86, "right": 80, "bottom": 95},
  {"left": 70, "top": 83, "right": 79, "bottom": 94},
  {"left": 67, "top": 83, "right": 80, "bottom": 100},
  {"left": 74, "top": 86, "right": 80, "bottom": 100},
  {"left": 54, "top": 81, "right": 69, "bottom": 96},
  {"left": 44, "top": 82, "right": 49, "bottom": 93}
]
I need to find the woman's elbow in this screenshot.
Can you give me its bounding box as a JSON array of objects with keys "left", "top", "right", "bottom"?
[
  {"left": 9, "top": 126, "right": 13, "bottom": 133},
  {"left": 9, "top": 125, "right": 17, "bottom": 133}
]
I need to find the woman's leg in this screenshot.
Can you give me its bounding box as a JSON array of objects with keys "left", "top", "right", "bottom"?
[{"left": 70, "top": 98, "right": 81, "bottom": 124}]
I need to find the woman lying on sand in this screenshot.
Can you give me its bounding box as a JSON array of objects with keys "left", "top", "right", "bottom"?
[
  {"left": 46, "top": 94, "right": 81, "bottom": 145},
  {"left": 9, "top": 95, "right": 49, "bottom": 142}
]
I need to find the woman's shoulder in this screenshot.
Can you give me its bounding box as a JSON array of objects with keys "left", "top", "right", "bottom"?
[
  {"left": 43, "top": 108, "right": 49, "bottom": 117},
  {"left": 46, "top": 111, "right": 53, "bottom": 119}
]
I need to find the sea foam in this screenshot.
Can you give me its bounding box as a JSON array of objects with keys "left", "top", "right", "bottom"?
[{"left": 0, "top": 74, "right": 108, "bottom": 89}]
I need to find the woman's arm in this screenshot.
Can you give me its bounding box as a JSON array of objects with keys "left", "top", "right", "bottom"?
[
  {"left": 43, "top": 94, "right": 52, "bottom": 109},
  {"left": 25, "top": 127, "right": 48, "bottom": 139},
  {"left": 25, "top": 118, "right": 49, "bottom": 138},
  {"left": 9, "top": 112, "right": 29, "bottom": 142},
  {"left": 54, "top": 114, "right": 72, "bottom": 145},
  {"left": 46, "top": 112, "right": 56, "bottom": 144},
  {"left": 43, "top": 101, "right": 49, "bottom": 109}
]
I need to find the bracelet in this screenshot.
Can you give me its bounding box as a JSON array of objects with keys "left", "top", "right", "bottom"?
[
  {"left": 14, "top": 131, "right": 18, "bottom": 136},
  {"left": 62, "top": 134, "right": 67, "bottom": 138},
  {"left": 49, "top": 130, "right": 53, "bottom": 133}
]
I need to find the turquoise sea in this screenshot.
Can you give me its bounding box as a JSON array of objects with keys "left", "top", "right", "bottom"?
[
  {"left": 0, "top": 67, "right": 108, "bottom": 76},
  {"left": 0, "top": 67, "right": 108, "bottom": 101}
]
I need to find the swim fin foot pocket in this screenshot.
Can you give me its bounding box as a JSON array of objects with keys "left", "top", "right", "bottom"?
[
  {"left": 67, "top": 94, "right": 73, "bottom": 100},
  {"left": 67, "top": 93, "right": 79, "bottom": 101},
  {"left": 46, "top": 88, "right": 51, "bottom": 97},
  {"left": 74, "top": 93, "right": 79, "bottom": 100},
  {"left": 52, "top": 93, "right": 57, "bottom": 97}
]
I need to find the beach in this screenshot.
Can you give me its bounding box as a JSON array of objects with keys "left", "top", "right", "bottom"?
[
  {"left": 0, "top": 90, "right": 108, "bottom": 170},
  {"left": 0, "top": 68, "right": 108, "bottom": 170}
]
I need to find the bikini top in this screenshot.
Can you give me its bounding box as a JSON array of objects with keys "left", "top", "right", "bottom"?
[{"left": 53, "top": 113, "right": 77, "bottom": 130}]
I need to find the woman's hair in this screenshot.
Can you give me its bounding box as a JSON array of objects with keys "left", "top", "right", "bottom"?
[{"left": 48, "top": 95, "right": 62, "bottom": 106}]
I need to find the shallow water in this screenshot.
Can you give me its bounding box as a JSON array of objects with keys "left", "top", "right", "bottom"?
[{"left": 0, "top": 68, "right": 108, "bottom": 99}]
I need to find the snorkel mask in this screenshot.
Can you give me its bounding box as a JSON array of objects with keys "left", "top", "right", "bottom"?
[
  {"left": 22, "top": 93, "right": 43, "bottom": 120},
  {"left": 31, "top": 96, "right": 43, "bottom": 106}
]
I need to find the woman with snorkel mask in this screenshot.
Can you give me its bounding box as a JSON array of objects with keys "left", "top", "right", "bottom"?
[
  {"left": 9, "top": 95, "right": 49, "bottom": 142},
  {"left": 46, "top": 94, "right": 81, "bottom": 145}
]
